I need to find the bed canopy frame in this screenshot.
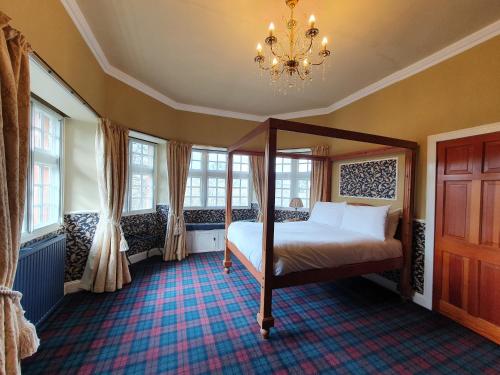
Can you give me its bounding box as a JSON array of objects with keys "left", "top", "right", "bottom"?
[{"left": 224, "top": 118, "right": 418, "bottom": 338}]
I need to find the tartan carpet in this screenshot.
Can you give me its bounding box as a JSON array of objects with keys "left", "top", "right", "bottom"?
[{"left": 23, "top": 252, "right": 499, "bottom": 374}]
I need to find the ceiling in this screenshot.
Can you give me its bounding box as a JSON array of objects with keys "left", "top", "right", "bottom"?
[{"left": 70, "top": 0, "right": 500, "bottom": 119}]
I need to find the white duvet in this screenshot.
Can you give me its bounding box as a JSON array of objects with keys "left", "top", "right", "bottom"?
[{"left": 227, "top": 221, "right": 402, "bottom": 276}]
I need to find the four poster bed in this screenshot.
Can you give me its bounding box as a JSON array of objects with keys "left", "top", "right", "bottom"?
[{"left": 223, "top": 118, "right": 418, "bottom": 338}]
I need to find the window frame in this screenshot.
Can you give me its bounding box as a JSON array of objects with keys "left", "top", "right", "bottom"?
[
  {"left": 123, "top": 137, "right": 158, "bottom": 216},
  {"left": 21, "top": 98, "right": 64, "bottom": 242},
  {"left": 275, "top": 149, "right": 312, "bottom": 210},
  {"left": 184, "top": 148, "right": 252, "bottom": 210}
]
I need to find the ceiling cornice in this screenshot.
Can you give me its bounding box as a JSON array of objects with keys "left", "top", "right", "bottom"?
[
  {"left": 273, "top": 19, "right": 500, "bottom": 120},
  {"left": 60, "top": 0, "right": 266, "bottom": 122},
  {"left": 61, "top": 0, "right": 500, "bottom": 122}
]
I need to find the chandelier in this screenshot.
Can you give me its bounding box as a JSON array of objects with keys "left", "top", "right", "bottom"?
[{"left": 254, "top": 0, "right": 331, "bottom": 91}]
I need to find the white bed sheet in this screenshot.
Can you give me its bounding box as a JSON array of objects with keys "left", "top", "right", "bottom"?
[{"left": 227, "top": 221, "right": 402, "bottom": 276}]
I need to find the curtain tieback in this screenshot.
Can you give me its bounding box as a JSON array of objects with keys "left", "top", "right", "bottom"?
[
  {"left": 170, "top": 214, "right": 185, "bottom": 236},
  {"left": 0, "top": 286, "right": 40, "bottom": 358},
  {"left": 100, "top": 217, "right": 129, "bottom": 252},
  {"left": 0, "top": 285, "right": 22, "bottom": 299}
]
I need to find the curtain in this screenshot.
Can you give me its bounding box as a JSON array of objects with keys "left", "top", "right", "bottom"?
[
  {"left": 80, "top": 119, "right": 131, "bottom": 293},
  {"left": 309, "top": 145, "right": 330, "bottom": 210},
  {"left": 164, "top": 141, "right": 192, "bottom": 261},
  {"left": 0, "top": 12, "right": 40, "bottom": 372},
  {"left": 250, "top": 155, "right": 265, "bottom": 222}
]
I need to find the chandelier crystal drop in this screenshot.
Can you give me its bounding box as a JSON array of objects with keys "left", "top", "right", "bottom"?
[{"left": 254, "top": 0, "right": 331, "bottom": 93}]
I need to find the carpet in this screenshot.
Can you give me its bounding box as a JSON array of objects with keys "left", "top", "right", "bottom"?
[{"left": 22, "top": 252, "right": 500, "bottom": 374}]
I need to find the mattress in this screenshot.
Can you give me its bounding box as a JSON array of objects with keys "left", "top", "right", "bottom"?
[{"left": 227, "top": 221, "right": 402, "bottom": 276}]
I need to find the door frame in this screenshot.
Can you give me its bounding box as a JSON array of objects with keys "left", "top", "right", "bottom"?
[{"left": 424, "top": 122, "right": 500, "bottom": 310}]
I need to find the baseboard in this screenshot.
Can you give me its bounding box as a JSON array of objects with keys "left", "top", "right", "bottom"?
[
  {"left": 64, "top": 249, "right": 164, "bottom": 295},
  {"left": 128, "top": 248, "right": 162, "bottom": 264},
  {"left": 64, "top": 279, "right": 83, "bottom": 295},
  {"left": 363, "top": 274, "right": 427, "bottom": 309},
  {"left": 190, "top": 248, "right": 224, "bottom": 254}
]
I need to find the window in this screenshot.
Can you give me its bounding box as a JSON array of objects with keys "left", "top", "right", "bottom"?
[
  {"left": 23, "top": 100, "right": 63, "bottom": 236},
  {"left": 126, "top": 138, "right": 156, "bottom": 212},
  {"left": 232, "top": 155, "right": 250, "bottom": 207},
  {"left": 185, "top": 149, "right": 251, "bottom": 208},
  {"left": 275, "top": 151, "right": 312, "bottom": 209}
]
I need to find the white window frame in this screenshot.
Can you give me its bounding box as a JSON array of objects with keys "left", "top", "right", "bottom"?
[
  {"left": 21, "top": 98, "right": 64, "bottom": 242},
  {"left": 205, "top": 150, "right": 227, "bottom": 208},
  {"left": 231, "top": 154, "right": 251, "bottom": 208},
  {"left": 123, "top": 137, "right": 158, "bottom": 216},
  {"left": 275, "top": 149, "right": 312, "bottom": 210},
  {"left": 185, "top": 148, "right": 252, "bottom": 210}
]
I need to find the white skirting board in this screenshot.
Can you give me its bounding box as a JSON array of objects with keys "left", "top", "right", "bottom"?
[
  {"left": 363, "top": 274, "right": 427, "bottom": 308},
  {"left": 128, "top": 248, "right": 162, "bottom": 263},
  {"left": 64, "top": 248, "right": 163, "bottom": 295}
]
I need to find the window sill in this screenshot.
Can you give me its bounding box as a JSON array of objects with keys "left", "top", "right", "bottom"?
[
  {"left": 275, "top": 207, "right": 309, "bottom": 212},
  {"left": 122, "top": 208, "right": 157, "bottom": 217},
  {"left": 21, "top": 223, "right": 63, "bottom": 245},
  {"left": 183, "top": 207, "right": 252, "bottom": 211}
]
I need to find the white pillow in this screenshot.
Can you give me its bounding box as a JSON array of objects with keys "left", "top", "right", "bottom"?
[
  {"left": 386, "top": 210, "right": 401, "bottom": 239},
  {"left": 309, "top": 201, "right": 347, "bottom": 228},
  {"left": 340, "top": 205, "right": 390, "bottom": 240}
]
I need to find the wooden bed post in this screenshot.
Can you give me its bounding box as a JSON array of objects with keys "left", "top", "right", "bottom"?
[
  {"left": 257, "top": 124, "right": 277, "bottom": 339},
  {"left": 324, "top": 158, "right": 333, "bottom": 202},
  {"left": 400, "top": 149, "right": 417, "bottom": 298},
  {"left": 223, "top": 151, "right": 234, "bottom": 273}
]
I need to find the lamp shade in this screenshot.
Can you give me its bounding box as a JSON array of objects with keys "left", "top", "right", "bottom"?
[{"left": 289, "top": 197, "right": 304, "bottom": 209}]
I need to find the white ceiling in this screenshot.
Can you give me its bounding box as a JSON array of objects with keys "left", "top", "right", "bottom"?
[{"left": 67, "top": 0, "right": 500, "bottom": 120}]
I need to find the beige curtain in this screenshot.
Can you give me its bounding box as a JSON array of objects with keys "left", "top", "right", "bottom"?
[
  {"left": 164, "top": 141, "right": 192, "bottom": 261},
  {"left": 80, "top": 119, "right": 131, "bottom": 293},
  {"left": 250, "top": 155, "right": 265, "bottom": 222},
  {"left": 0, "top": 12, "right": 40, "bottom": 372},
  {"left": 310, "top": 145, "right": 330, "bottom": 210}
]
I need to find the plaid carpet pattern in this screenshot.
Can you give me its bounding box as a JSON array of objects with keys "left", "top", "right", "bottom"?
[{"left": 23, "top": 252, "right": 499, "bottom": 374}]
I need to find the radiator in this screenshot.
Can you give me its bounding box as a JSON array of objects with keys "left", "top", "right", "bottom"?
[{"left": 14, "top": 234, "right": 66, "bottom": 327}]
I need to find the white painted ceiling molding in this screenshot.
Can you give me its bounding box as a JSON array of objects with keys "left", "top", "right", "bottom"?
[
  {"left": 61, "top": 0, "right": 500, "bottom": 123},
  {"left": 60, "top": 0, "right": 266, "bottom": 122}
]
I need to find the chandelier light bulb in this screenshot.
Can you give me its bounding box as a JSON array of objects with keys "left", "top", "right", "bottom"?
[
  {"left": 269, "top": 22, "right": 275, "bottom": 35},
  {"left": 309, "top": 15, "right": 316, "bottom": 27},
  {"left": 322, "top": 37, "right": 328, "bottom": 47},
  {"left": 256, "top": 43, "right": 263, "bottom": 53},
  {"left": 303, "top": 58, "right": 309, "bottom": 67},
  {"left": 272, "top": 57, "right": 278, "bottom": 66}
]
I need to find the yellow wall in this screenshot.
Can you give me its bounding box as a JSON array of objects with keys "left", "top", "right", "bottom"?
[
  {"left": 300, "top": 36, "right": 500, "bottom": 218},
  {"left": 3, "top": 0, "right": 499, "bottom": 219}
]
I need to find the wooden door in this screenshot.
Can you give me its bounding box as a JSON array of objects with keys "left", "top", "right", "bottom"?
[{"left": 434, "top": 131, "right": 500, "bottom": 343}]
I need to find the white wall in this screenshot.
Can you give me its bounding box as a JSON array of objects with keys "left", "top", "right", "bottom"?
[
  {"left": 64, "top": 119, "right": 100, "bottom": 213},
  {"left": 156, "top": 143, "right": 168, "bottom": 204},
  {"left": 64, "top": 119, "right": 167, "bottom": 212}
]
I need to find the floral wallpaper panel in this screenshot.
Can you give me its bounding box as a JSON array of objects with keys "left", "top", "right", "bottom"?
[{"left": 339, "top": 158, "right": 398, "bottom": 200}]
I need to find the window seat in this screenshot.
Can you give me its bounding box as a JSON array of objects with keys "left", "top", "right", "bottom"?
[{"left": 186, "top": 223, "right": 225, "bottom": 231}]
